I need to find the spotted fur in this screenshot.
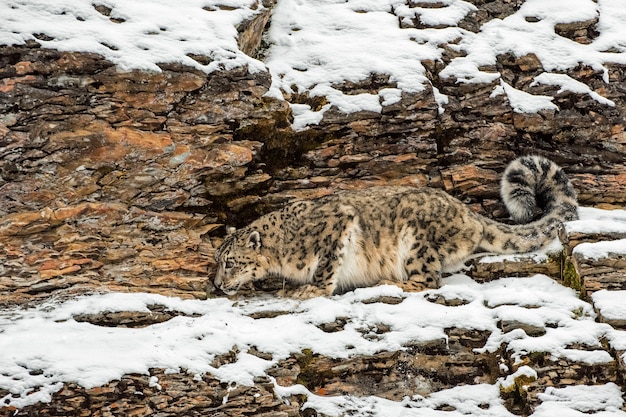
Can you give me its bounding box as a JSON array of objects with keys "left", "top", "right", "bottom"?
[{"left": 214, "top": 155, "right": 578, "bottom": 297}]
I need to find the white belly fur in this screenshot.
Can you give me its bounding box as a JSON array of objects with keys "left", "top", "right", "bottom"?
[
  {"left": 333, "top": 223, "right": 411, "bottom": 289},
  {"left": 334, "top": 223, "right": 379, "bottom": 289}
]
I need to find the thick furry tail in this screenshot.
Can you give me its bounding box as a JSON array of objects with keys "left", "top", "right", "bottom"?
[
  {"left": 479, "top": 155, "right": 578, "bottom": 254},
  {"left": 501, "top": 155, "right": 578, "bottom": 224}
]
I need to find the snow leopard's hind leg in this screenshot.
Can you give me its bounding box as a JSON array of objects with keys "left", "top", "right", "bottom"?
[{"left": 379, "top": 237, "right": 442, "bottom": 292}]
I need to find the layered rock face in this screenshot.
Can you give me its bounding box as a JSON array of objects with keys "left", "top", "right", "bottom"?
[
  {"left": 1, "top": 31, "right": 625, "bottom": 303},
  {"left": 1, "top": 0, "right": 626, "bottom": 415},
  {"left": 0, "top": 44, "right": 291, "bottom": 302}
]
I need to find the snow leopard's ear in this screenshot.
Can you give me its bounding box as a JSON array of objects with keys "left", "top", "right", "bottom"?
[
  {"left": 247, "top": 231, "right": 261, "bottom": 251},
  {"left": 226, "top": 226, "right": 236, "bottom": 235}
]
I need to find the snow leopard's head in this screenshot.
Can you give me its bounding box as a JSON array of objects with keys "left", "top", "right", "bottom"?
[{"left": 214, "top": 227, "right": 269, "bottom": 295}]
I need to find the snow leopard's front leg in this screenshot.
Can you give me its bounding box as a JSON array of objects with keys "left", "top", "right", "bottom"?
[
  {"left": 314, "top": 246, "right": 345, "bottom": 295},
  {"left": 289, "top": 245, "right": 345, "bottom": 299},
  {"left": 303, "top": 205, "right": 359, "bottom": 297}
]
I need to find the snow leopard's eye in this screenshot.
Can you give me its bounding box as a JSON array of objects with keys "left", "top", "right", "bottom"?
[{"left": 224, "top": 260, "right": 235, "bottom": 269}]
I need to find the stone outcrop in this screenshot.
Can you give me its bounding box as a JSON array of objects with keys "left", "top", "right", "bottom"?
[
  {"left": 2, "top": 287, "right": 623, "bottom": 417},
  {"left": 4, "top": 370, "right": 296, "bottom": 417},
  {"left": 1, "top": 40, "right": 625, "bottom": 306},
  {"left": 559, "top": 222, "right": 626, "bottom": 295},
  {"left": 2, "top": 0, "right": 626, "bottom": 416},
  {"left": 0, "top": 44, "right": 292, "bottom": 306}
]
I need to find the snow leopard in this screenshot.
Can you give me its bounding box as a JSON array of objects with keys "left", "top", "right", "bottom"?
[{"left": 214, "top": 155, "right": 578, "bottom": 297}]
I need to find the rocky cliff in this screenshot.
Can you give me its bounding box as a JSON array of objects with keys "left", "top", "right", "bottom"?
[
  {"left": 1, "top": 8, "right": 625, "bottom": 305},
  {"left": 1, "top": 0, "right": 626, "bottom": 415}
]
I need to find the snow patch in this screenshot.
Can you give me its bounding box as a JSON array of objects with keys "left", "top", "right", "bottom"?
[
  {"left": 573, "top": 239, "right": 626, "bottom": 260},
  {"left": 535, "top": 383, "right": 624, "bottom": 415},
  {"left": 593, "top": 289, "right": 626, "bottom": 316},
  {"left": 532, "top": 72, "right": 615, "bottom": 107},
  {"left": 500, "top": 80, "right": 558, "bottom": 114},
  {"left": 290, "top": 103, "right": 330, "bottom": 131},
  {"left": 0, "top": 0, "right": 266, "bottom": 73},
  {"left": 2, "top": 0, "right": 626, "bottom": 127},
  {"left": 566, "top": 207, "right": 626, "bottom": 234},
  {"left": 498, "top": 365, "right": 537, "bottom": 391},
  {"left": 0, "top": 275, "right": 616, "bottom": 411}
]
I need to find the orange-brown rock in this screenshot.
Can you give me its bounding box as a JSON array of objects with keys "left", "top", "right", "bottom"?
[{"left": 1, "top": 10, "right": 626, "bottom": 415}]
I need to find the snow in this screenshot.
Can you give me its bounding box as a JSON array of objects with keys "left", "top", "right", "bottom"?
[
  {"left": 499, "top": 81, "right": 559, "bottom": 114},
  {"left": 534, "top": 384, "right": 625, "bottom": 416},
  {"left": 498, "top": 365, "right": 537, "bottom": 392},
  {"left": 593, "top": 290, "right": 626, "bottom": 322},
  {"left": 0, "top": 275, "right": 622, "bottom": 415},
  {"left": 1, "top": 208, "right": 625, "bottom": 417},
  {"left": 568, "top": 208, "right": 626, "bottom": 258},
  {"left": 2, "top": 0, "right": 626, "bottom": 414},
  {"left": 574, "top": 239, "right": 626, "bottom": 260},
  {"left": 2, "top": 0, "right": 625, "bottom": 129},
  {"left": 281, "top": 383, "right": 518, "bottom": 417},
  {"left": 531, "top": 73, "right": 616, "bottom": 107},
  {"left": 275, "top": 382, "right": 625, "bottom": 417},
  {"left": 566, "top": 207, "right": 626, "bottom": 234},
  {"left": 441, "top": 0, "right": 626, "bottom": 82},
  {"left": 0, "top": 0, "right": 267, "bottom": 73}
]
